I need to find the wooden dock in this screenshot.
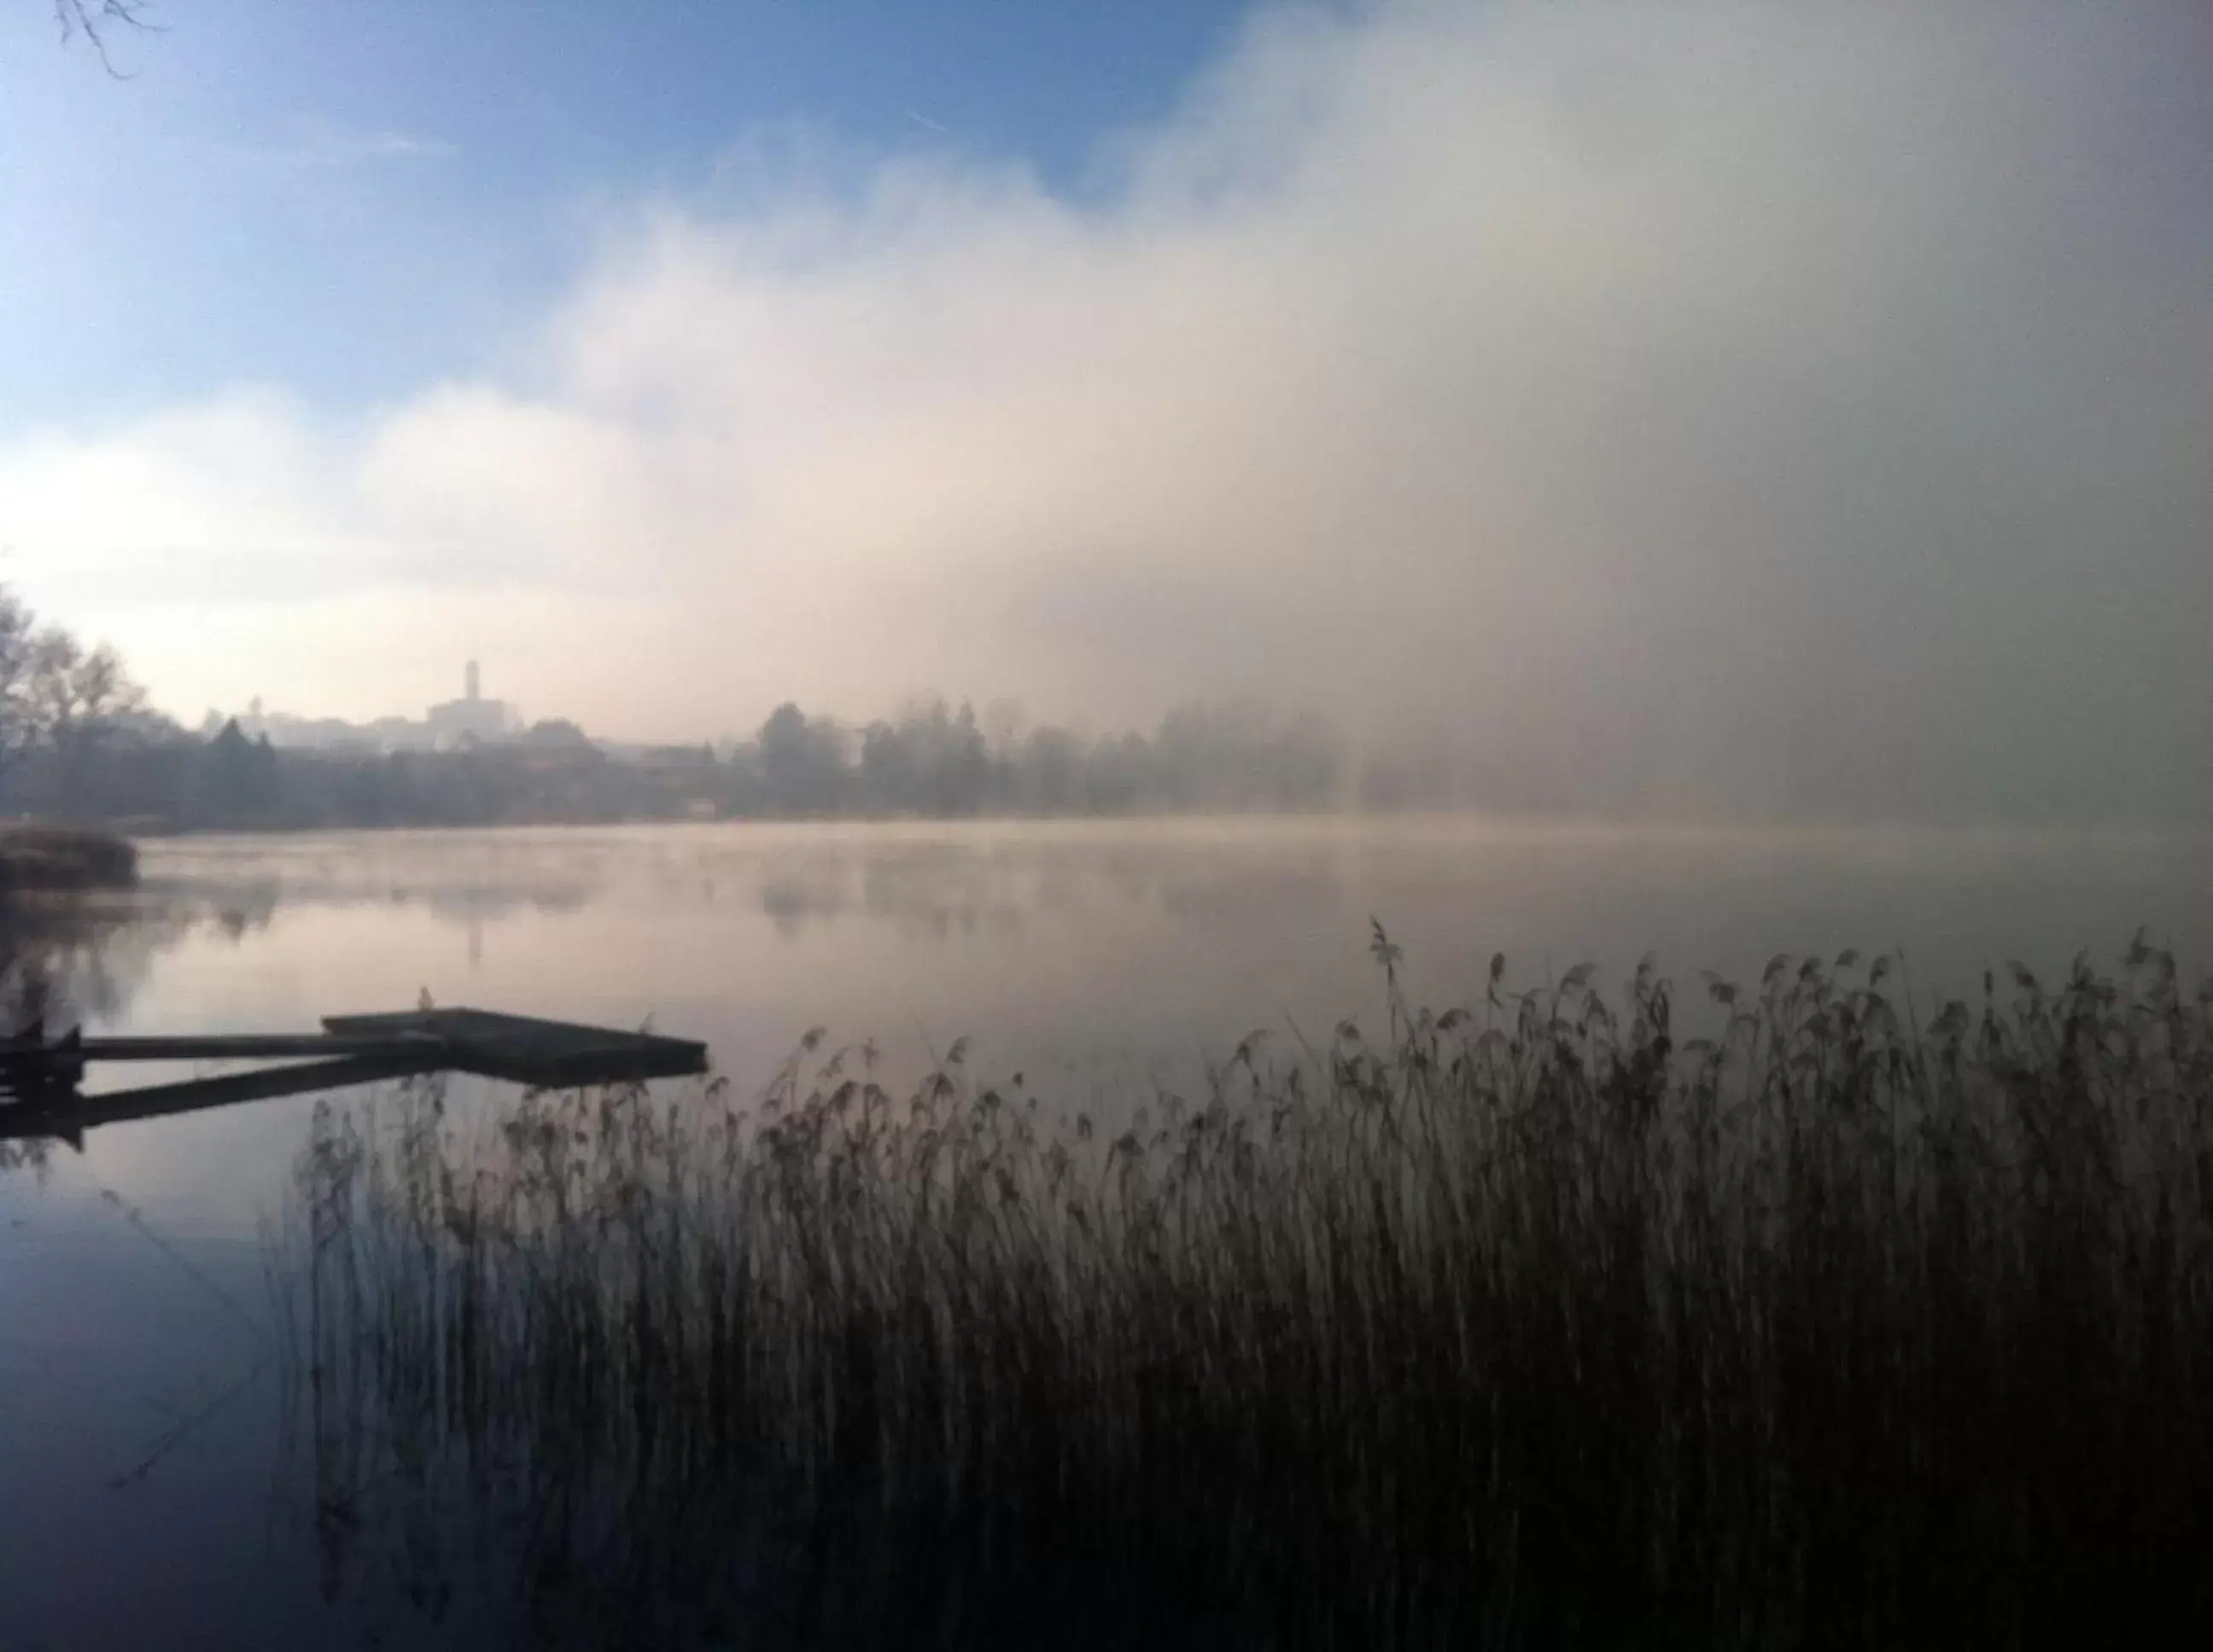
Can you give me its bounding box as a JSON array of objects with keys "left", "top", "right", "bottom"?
[
  {"left": 0, "top": 1008, "right": 709, "bottom": 1145},
  {"left": 322, "top": 1009, "right": 709, "bottom": 1088}
]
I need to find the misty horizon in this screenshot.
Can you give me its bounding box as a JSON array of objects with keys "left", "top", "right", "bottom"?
[
  {"left": 6, "top": 9, "right": 2213, "bottom": 1646},
  {"left": 3, "top": 2, "right": 2207, "bottom": 826}
]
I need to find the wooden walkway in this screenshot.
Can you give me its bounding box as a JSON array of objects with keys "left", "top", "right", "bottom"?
[
  {"left": 323, "top": 1009, "right": 708, "bottom": 1087},
  {"left": 0, "top": 1008, "right": 709, "bottom": 1146}
]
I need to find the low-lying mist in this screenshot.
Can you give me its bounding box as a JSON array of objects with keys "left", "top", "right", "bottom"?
[{"left": 7, "top": 3, "right": 2207, "bottom": 826}]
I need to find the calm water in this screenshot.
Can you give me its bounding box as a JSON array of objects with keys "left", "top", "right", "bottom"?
[{"left": 3, "top": 817, "right": 2208, "bottom": 1649}]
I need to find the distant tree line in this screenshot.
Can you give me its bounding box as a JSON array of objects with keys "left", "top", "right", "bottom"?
[
  {"left": 0, "top": 712, "right": 708, "bottom": 832},
  {"left": 3, "top": 697, "right": 1368, "bottom": 831},
  {"left": 0, "top": 586, "right": 1495, "bottom": 830},
  {"left": 732, "top": 698, "right": 1346, "bottom": 819}
]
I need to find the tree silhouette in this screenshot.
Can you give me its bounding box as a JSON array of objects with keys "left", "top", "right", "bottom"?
[
  {"left": 27, "top": 630, "right": 146, "bottom": 817},
  {"left": 51, "top": 0, "right": 152, "bottom": 75},
  {"left": 757, "top": 703, "right": 847, "bottom": 815},
  {"left": 0, "top": 584, "right": 146, "bottom": 813},
  {"left": 0, "top": 587, "right": 41, "bottom": 785}
]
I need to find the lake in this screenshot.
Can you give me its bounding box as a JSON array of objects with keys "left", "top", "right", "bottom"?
[{"left": 3, "top": 817, "right": 2208, "bottom": 1649}]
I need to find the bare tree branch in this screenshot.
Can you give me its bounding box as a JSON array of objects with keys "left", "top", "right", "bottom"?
[
  {"left": 52, "top": 0, "right": 155, "bottom": 78},
  {"left": 26, "top": 628, "right": 147, "bottom": 816},
  {"left": 0, "top": 587, "right": 40, "bottom": 784},
  {"left": 0, "top": 585, "right": 147, "bottom": 814}
]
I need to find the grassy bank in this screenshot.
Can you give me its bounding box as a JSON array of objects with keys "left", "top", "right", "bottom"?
[
  {"left": 280, "top": 934, "right": 2212, "bottom": 1648},
  {"left": 0, "top": 823, "right": 137, "bottom": 890}
]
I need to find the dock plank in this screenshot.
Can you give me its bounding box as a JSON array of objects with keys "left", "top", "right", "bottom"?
[
  {"left": 9, "top": 1032, "right": 447, "bottom": 1064},
  {"left": 322, "top": 1008, "right": 708, "bottom": 1088},
  {"left": 1, "top": 1007, "right": 711, "bottom": 1138},
  {"left": 0, "top": 1053, "right": 444, "bottom": 1142}
]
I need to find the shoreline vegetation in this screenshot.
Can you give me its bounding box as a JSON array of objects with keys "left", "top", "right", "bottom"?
[
  {"left": 0, "top": 559, "right": 2198, "bottom": 832},
  {"left": 12, "top": 698, "right": 1381, "bottom": 832},
  {"left": 0, "top": 823, "right": 138, "bottom": 892},
  {"left": 281, "top": 933, "right": 2212, "bottom": 1648}
]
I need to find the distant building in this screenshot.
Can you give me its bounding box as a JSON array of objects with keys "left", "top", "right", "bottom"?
[
  {"left": 424, "top": 660, "right": 517, "bottom": 749},
  {"left": 210, "top": 663, "right": 552, "bottom": 755}
]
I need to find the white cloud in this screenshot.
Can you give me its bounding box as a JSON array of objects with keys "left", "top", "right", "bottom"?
[{"left": 2, "top": 1, "right": 2206, "bottom": 818}]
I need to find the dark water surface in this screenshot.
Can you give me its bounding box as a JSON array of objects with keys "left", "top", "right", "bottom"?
[{"left": 2, "top": 818, "right": 2207, "bottom": 1649}]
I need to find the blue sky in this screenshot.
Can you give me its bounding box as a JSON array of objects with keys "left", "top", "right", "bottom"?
[
  {"left": 1, "top": 0, "right": 1249, "bottom": 430},
  {"left": 0, "top": 2, "right": 2207, "bottom": 821}
]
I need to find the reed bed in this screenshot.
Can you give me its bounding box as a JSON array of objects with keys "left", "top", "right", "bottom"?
[
  {"left": 277, "top": 931, "right": 2213, "bottom": 1648},
  {"left": 0, "top": 822, "right": 137, "bottom": 890}
]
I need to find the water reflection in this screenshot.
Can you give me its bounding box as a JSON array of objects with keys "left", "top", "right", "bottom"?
[
  {"left": 143, "top": 839, "right": 601, "bottom": 929},
  {"left": 3, "top": 820, "right": 2211, "bottom": 1649},
  {"left": 9, "top": 820, "right": 2210, "bottom": 1089},
  {"left": 28, "top": 820, "right": 2213, "bottom": 1109},
  {"left": 145, "top": 827, "right": 1390, "bottom": 948},
  {"left": 0, "top": 893, "right": 180, "bottom": 1028}
]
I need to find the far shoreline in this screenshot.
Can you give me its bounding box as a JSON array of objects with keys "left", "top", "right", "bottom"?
[{"left": 110, "top": 809, "right": 2209, "bottom": 855}]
